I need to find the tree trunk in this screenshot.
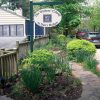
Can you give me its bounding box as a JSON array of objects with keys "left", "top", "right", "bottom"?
[{"left": 93, "top": 26, "right": 96, "bottom": 32}]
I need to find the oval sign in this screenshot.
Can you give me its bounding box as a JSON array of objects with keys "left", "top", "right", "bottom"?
[{"left": 34, "top": 8, "right": 62, "bottom": 27}]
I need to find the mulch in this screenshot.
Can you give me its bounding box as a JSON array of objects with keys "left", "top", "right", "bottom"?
[{"left": 0, "top": 73, "right": 82, "bottom": 100}]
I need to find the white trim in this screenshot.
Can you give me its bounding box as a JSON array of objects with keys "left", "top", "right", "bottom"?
[
  {"left": 24, "top": 21, "right": 26, "bottom": 36},
  {"left": 44, "top": 27, "right": 45, "bottom": 36},
  {"left": 34, "top": 22, "right": 35, "bottom": 39}
]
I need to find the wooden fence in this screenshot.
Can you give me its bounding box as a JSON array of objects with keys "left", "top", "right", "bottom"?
[
  {"left": 0, "top": 50, "right": 17, "bottom": 79},
  {"left": 0, "top": 36, "right": 49, "bottom": 79}
]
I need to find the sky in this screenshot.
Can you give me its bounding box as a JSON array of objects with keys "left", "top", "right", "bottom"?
[{"left": 86, "top": 0, "right": 97, "bottom": 6}]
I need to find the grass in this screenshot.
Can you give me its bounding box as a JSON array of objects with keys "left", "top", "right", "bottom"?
[{"left": 83, "top": 56, "right": 100, "bottom": 76}]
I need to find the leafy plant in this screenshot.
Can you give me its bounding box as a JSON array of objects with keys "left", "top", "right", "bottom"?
[
  {"left": 10, "top": 81, "right": 24, "bottom": 96},
  {"left": 21, "top": 49, "right": 72, "bottom": 93},
  {"left": 54, "top": 55, "right": 72, "bottom": 75},
  {"left": 20, "top": 49, "right": 56, "bottom": 92},
  {"left": 57, "top": 34, "right": 66, "bottom": 44},
  {"left": 83, "top": 56, "right": 97, "bottom": 70},
  {"left": 83, "top": 56, "right": 100, "bottom": 76},
  {"left": 21, "top": 66, "right": 42, "bottom": 92},
  {"left": 67, "top": 39, "right": 96, "bottom": 60},
  {"left": 75, "top": 50, "right": 90, "bottom": 62}
]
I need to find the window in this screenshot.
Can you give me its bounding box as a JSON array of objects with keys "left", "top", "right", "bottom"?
[
  {"left": 17, "top": 25, "right": 24, "bottom": 36},
  {"left": 89, "top": 33, "right": 100, "bottom": 38},
  {"left": 3, "top": 25, "right": 9, "bottom": 36},
  {"left": 43, "top": 14, "right": 52, "bottom": 22},
  {"left": 0, "top": 26, "right": 3, "bottom": 36},
  {"left": 10, "top": 25, "right": 16, "bottom": 36},
  {"left": 0, "top": 24, "right": 24, "bottom": 37}
]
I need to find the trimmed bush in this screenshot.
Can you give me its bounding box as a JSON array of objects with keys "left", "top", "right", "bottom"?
[
  {"left": 67, "top": 39, "right": 96, "bottom": 60},
  {"left": 22, "top": 49, "right": 54, "bottom": 67},
  {"left": 21, "top": 49, "right": 56, "bottom": 92},
  {"left": 57, "top": 34, "right": 66, "bottom": 44},
  {"left": 21, "top": 49, "right": 71, "bottom": 93}
]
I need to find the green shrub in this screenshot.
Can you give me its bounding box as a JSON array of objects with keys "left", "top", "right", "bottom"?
[
  {"left": 21, "top": 66, "right": 42, "bottom": 92},
  {"left": 67, "top": 39, "right": 96, "bottom": 60},
  {"left": 57, "top": 34, "right": 66, "bottom": 44},
  {"left": 22, "top": 49, "right": 56, "bottom": 82},
  {"left": 56, "top": 34, "right": 67, "bottom": 50},
  {"left": 21, "top": 49, "right": 71, "bottom": 92},
  {"left": 21, "top": 49, "right": 56, "bottom": 92},
  {"left": 22, "top": 49, "right": 55, "bottom": 68}
]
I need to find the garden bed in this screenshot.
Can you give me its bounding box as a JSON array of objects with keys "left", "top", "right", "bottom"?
[{"left": 0, "top": 73, "right": 82, "bottom": 100}]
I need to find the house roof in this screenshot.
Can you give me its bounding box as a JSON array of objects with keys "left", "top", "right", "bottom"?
[{"left": 0, "top": 7, "right": 27, "bottom": 20}]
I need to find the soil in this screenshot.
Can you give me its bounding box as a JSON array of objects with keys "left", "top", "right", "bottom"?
[{"left": 0, "top": 74, "right": 82, "bottom": 100}]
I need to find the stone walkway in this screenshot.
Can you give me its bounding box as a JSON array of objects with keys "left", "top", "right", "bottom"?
[{"left": 71, "top": 62, "right": 100, "bottom": 100}]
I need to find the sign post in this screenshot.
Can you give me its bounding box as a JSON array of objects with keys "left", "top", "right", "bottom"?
[
  {"left": 29, "top": 0, "right": 33, "bottom": 52},
  {"left": 34, "top": 8, "right": 62, "bottom": 27},
  {"left": 29, "top": 1, "right": 63, "bottom": 52}
]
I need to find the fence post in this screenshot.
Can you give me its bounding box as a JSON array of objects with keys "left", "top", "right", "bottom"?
[
  {"left": 0, "top": 49, "right": 5, "bottom": 55},
  {"left": 16, "top": 41, "right": 19, "bottom": 75}
]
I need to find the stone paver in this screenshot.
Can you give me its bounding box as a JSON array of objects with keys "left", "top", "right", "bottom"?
[{"left": 71, "top": 62, "right": 100, "bottom": 100}]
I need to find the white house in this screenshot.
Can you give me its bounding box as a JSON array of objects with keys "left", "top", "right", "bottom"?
[
  {"left": 0, "top": 8, "right": 45, "bottom": 49},
  {"left": 0, "top": 8, "right": 26, "bottom": 37}
]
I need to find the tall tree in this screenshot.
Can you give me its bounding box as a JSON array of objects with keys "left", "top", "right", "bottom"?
[
  {"left": 48, "top": 0, "right": 86, "bottom": 35},
  {"left": 89, "top": 1, "right": 100, "bottom": 31}
]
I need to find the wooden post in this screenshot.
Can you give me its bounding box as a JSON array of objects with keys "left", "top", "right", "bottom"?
[
  {"left": 16, "top": 41, "right": 19, "bottom": 75},
  {"left": 16, "top": 41, "right": 19, "bottom": 50},
  {"left": 0, "top": 49, "right": 5, "bottom": 55}
]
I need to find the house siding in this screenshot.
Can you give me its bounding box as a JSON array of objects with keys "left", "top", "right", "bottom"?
[
  {"left": 0, "top": 9, "right": 26, "bottom": 36},
  {"left": 0, "top": 9, "right": 25, "bottom": 24}
]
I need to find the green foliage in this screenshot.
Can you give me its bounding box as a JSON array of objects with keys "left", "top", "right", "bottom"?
[
  {"left": 29, "top": 49, "right": 54, "bottom": 66},
  {"left": 88, "top": 1, "right": 100, "bottom": 31},
  {"left": 21, "top": 49, "right": 71, "bottom": 92},
  {"left": 83, "top": 56, "right": 100, "bottom": 76},
  {"left": 83, "top": 56, "right": 97, "bottom": 70},
  {"left": 55, "top": 55, "right": 72, "bottom": 76},
  {"left": 21, "top": 49, "right": 56, "bottom": 92},
  {"left": 74, "top": 50, "right": 90, "bottom": 62},
  {"left": 10, "top": 81, "right": 24, "bottom": 97},
  {"left": 57, "top": 34, "right": 66, "bottom": 44},
  {"left": 56, "top": 34, "right": 67, "bottom": 50},
  {"left": 21, "top": 66, "right": 42, "bottom": 92},
  {"left": 49, "top": 0, "right": 86, "bottom": 34},
  {"left": 67, "top": 39, "right": 96, "bottom": 60},
  {"left": 21, "top": 49, "right": 55, "bottom": 82}
]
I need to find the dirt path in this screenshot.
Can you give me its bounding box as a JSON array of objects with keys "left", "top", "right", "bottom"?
[{"left": 71, "top": 62, "right": 100, "bottom": 100}]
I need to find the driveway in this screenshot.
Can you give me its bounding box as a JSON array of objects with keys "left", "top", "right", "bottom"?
[{"left": 95, "top": 48, "right": 100, "bottom": 63}]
